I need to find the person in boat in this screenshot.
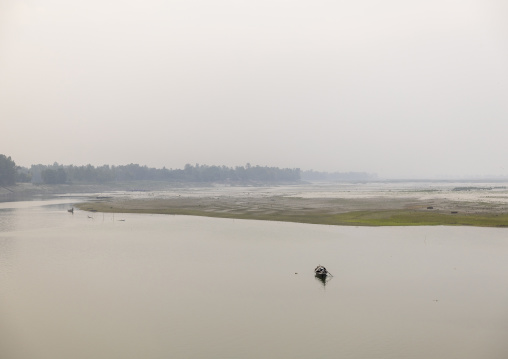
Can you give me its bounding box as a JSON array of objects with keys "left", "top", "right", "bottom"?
[{"left": 315, "top": 265, "right": 327, "bottom": 275}]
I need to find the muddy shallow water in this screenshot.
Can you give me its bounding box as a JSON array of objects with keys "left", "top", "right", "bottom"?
[{"left": 1, "top": 196, "right": 508, "bottom": 359}]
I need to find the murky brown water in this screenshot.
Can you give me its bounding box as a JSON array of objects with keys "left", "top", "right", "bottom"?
[{"left": 1, "top": 198, "right": 508, "bottom": 358}]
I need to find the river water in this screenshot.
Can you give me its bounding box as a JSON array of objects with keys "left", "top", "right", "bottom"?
[{"left": 1, "top": 190, "right": 508, "bottom": 358}]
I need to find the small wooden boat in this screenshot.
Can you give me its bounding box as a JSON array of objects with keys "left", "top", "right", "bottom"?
[{"left": 314, "top": 265, "right": 328, "bottom": 277}]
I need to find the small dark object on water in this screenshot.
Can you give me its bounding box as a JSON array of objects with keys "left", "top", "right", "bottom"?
[
  {"left": 67, "top": 207, "right": 74, "bottom": 213},
  {"left": 427, "top": 206, "right": 433, "bottom": 209},
  {"left": 451, "top": 211, "right": 458, "bottom": 214},
  {"left": 315, "top": 265, "right": 332, "bottom": 277},
  {"left": 315, "top": 265, "right": 333, "bottom": 286}
]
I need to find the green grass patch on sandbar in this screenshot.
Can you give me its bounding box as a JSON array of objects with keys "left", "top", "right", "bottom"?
[
  {"left": 328, "top": 211, "right": 508, "bottom": 227},
  {"left": 76, "top": 202, "right": 508, "bottom": 227}
]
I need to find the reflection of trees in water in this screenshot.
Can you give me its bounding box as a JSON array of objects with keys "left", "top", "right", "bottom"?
[{"left": 0, "top": 208, "right": 18, "bottom": 234}]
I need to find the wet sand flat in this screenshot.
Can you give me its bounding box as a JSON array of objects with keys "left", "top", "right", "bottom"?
[{"left": 78, "top": 193, "right": 508, "bottom": 227}]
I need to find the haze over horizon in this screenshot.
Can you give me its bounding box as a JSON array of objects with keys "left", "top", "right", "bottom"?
[{"left": 1, "top": 1, "right": 507, "bottom": 179}]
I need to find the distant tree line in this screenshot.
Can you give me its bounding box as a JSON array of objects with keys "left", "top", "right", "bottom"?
[
  {"left": 0, "top": 155, "right": 17, "bottom": 186},
  {"left": 301, "top": 170, "right": 377, "bottom": 182},
  {"left": 1, "top": 154, "right": 380, "bottom": 186},
  {"left": 24, "top": 162, "right": 301, "bottom": 184}
]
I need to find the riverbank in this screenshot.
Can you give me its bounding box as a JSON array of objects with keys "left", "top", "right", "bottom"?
[
  {"left": 77, "top": 194, "right": 508, "bottom": 227},
  {"left": 4, "top": 182, "right": 508, "bottom": 227},
  {"left": 0, "top": 181, "right": 221, "bottom": 202}
]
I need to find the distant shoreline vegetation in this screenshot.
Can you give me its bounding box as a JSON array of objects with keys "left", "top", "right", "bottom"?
[
  {"left": 301, "top": 170, "right": 377, "bottom": 182},
  {"left": 20, "top": 163, "right": 302, "bottom": 184},
  {"left": 2, "top": 153, "right": 378, "bottom": 186}
]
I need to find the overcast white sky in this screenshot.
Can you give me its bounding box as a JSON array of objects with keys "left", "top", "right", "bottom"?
[{"left": 1, "top": 0, "right": 507, "bottom": 178}]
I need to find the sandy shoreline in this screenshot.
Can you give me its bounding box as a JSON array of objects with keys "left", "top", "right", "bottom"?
[{"left": 3, "top": 182, "right": 508, "bottom": 226}]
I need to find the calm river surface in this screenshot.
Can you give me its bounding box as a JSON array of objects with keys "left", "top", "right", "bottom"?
[{"left": 1, "top": 195, "right": 508, "bottom": 358}]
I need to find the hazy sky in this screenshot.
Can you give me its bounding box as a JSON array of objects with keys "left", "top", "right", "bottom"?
[{"left": 1, "top": 0, "right": 507, "bottom": 178}]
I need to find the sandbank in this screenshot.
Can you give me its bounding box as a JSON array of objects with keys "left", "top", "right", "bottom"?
[{"left": 77, "top": 193, "right": 508, "bottom": 227}]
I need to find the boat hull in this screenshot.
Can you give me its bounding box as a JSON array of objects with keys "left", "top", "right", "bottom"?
[{"left": 314, "top": 265, "right": 328, "bottom": 277}]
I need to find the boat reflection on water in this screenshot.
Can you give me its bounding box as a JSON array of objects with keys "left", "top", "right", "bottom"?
[{"left": 314, "top": 273, "right": 332, "bottom": 286}]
